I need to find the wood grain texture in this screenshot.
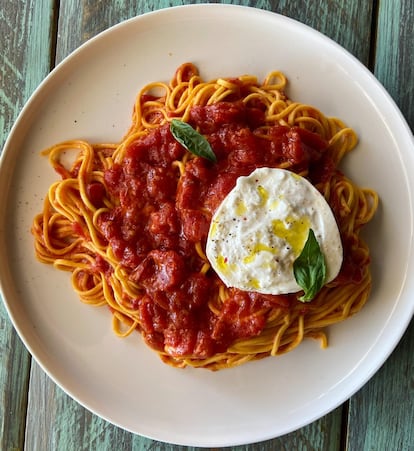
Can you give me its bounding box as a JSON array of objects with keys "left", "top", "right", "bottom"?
[
  {"left": 0, "top": 1, "right": 55, "bottom": 450},
  {"left": 54, "top": 0, "right": 374, "bottom": 65},
  {"left": 24, "top": 1, "right": 374, "bottom": 450},
  {"left": 346, "top": 322, "right": 414, "bottom": 451},
  {"left": 0, "top": 1, "right": 55, "bottom": 146},
  {"left": 345, "top": 1, "right": 414, "bottom": 449},
  {"left": 374, "top": 0, "right": 414, "bottom": 131},
  {"left": 0, "top": 308, "right": 30, "bottom": 451}
]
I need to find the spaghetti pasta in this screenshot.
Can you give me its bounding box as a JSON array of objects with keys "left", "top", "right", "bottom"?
[{"left": 32, "top": 63, "right": 378, "bottom": 370}]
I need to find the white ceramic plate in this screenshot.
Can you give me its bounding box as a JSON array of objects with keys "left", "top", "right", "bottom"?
[{"left": 1, "top": 4, "right": 413, "bottom": 447}]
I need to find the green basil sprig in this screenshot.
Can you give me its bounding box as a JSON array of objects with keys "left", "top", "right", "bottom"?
[
  {"left": 293, "top": 228, "right": 327, "bottom": 302},
  {"left": 170, "top": 119, "right": 217, "bottom": 163}
]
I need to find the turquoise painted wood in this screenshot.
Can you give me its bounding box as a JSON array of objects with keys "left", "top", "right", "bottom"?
[
  {"left": 374, "top": 0, "right": 414, "bottom": 131},
  {"left": 345, "top": 0, "right": 414, "bottom": 449},
  {"left": 0, "top": 1, "right": 55, "bottom": 449},
  {"left": 1, "top": 0, "right": 413, "bottom": 450}
]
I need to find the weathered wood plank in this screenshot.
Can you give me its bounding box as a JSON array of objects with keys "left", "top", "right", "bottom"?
[
  {"left": 345, "top": 0, "right": 414, "bottom": 449},
  {"left": 0, "top": 1, "right": 55, "bottom": 145},
  {"left": 54, "top": 0, "right": 374, "bottom": 65},
  {"left": 0, "top": 310, "right": 30, "bottom": 451},
  {"left": 374, "top": 0, "right": 414, "bottom": 131},
  {"left": 346, "top": 322, "right": 414, "bottom": 451},
  {"left": 272, "top": 0, "right": 374, "bottom": 63},
  {"left": 23, "top": 1, "right": 375, "bottom": 450},
  {"left": 0, "top": 1, "right": 55, "bottom": 450}
]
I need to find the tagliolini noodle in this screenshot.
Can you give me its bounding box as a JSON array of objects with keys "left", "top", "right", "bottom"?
[{"left": 32, "top": 63, "right": 378, "bottom": 370}]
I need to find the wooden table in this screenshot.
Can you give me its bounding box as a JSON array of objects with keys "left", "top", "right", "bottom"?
[{"left": 1, "top": 1, "right": 413, "bottom": 449}]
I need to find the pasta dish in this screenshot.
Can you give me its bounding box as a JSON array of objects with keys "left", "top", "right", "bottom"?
[{"left": 32, "top": 63, "right": 378, "bottom": 370}]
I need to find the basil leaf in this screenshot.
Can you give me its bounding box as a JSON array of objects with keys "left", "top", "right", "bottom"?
[
  {"left": 293, "top": 228, "right": 327, "bottom": 302},
  {"left": 170, "top": 119, "right": 217, "bottom": 162}
]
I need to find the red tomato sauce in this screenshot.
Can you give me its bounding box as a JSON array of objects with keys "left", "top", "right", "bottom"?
[{"left": 95, "top": 101, "right": 335, "bottom": 358}]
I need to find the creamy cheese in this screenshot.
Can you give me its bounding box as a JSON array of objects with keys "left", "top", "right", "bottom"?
[{"left": 206, "top": 167, "right": 343, "bottom": 295}]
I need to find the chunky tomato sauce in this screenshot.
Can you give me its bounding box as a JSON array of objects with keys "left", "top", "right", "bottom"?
[{"left": 94, "top": 101, "right": 343, "bottom": 359}]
